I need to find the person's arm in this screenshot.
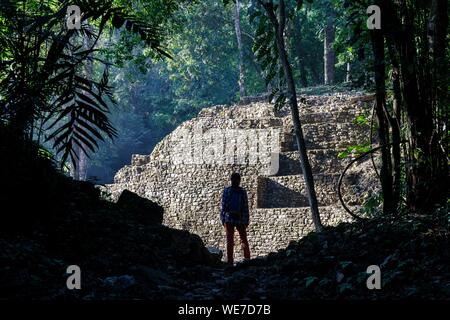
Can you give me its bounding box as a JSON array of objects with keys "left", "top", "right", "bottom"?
[
  {"left": 242, "top": 189, "right": 249, "bottom": 226},
  {"left": 220, "top": 188, "right": 227, "bottom": 225}
]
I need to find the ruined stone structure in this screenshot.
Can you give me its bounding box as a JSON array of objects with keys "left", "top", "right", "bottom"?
[{"left": 107, "top": 93, "right": 376, "bottom": 260}]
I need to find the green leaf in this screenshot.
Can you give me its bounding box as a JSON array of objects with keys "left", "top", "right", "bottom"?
[
  {"left": 338, "top": 283, "right": 353, "bottom": 293},
  {"left": 304, "top": 276, "right": 318, "bottom": 288},
  {"left": 339, "top": 261, "right": 353, "bottom": 270}
]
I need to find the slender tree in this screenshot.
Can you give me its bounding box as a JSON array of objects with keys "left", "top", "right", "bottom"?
[
  {"left": 292, "top": 11, "right": 308, "bottom": 87},
  {"left": 369, "top": 25, "right": 394, "bottom": 214},
  {"left": 258, "top": 0, "right": 323, "bottom": 232},
  {"left": 323, "top": 5, "right": 336, "bottom": 85},
  {"left": 234, "top": 0, "right": 246, "bottom": 99},
  {"left": 345, "top": 62, "right": 351, "bottom": 82}
]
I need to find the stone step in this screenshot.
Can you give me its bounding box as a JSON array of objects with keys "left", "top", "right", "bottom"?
[
  {"left": 247, "top": 205, "right": 354, "bottom": 258},
  {"left": 294, "top": 110, "right": 366, "bottom": 125},
  {"left": 298, "top": 94, "right": 374, "bottom": 113},
  {"left": 192, "top": 110, "right": 363, "bottom": 131},
  {"left": 274, "top": 94, "right": 373, "bottom": 116},
  {"left": 277, "top": 149, "right": 349, "bottom": 176},
  {"left": 256, "top": 174, "right": 341, "bottom": 208},
  {"left": 281, "top": 122, "right": 367, "bottom": 151},
  {"left": 251, "top": 205, "right": 353, "bottom": 231},
  {"left": 131, "top": 154, "right": 152, "bottom": 166}
]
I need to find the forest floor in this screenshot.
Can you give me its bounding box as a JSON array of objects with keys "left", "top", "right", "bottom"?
[
  {"left": 186, "top": 209, "right": 450, "bottom": 300},
  {"left": 1, "top": 171, "right": 449, "bottom": 300}
]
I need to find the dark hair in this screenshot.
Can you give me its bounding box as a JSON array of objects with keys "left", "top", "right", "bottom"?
[{"left": 230, "top": 172, "right": 241, "bottom": 180}]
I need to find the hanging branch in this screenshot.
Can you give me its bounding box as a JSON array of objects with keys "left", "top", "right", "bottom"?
[{"left": 337, "top": 140, "right": 408, "bottom": 220}]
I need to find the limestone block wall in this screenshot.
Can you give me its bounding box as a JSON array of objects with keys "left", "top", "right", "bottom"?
[
  {"left": 106, "top": 94, "right": 376, "bottom": 260},
  {"left": 278, "top": 150, "right": 344, "bottom": 175},
  {"left": 258, "top": 174, "right": 337, "bottom": 208},
  {"left": 248, "top": 207, "right": 352, "bottom": 256}
]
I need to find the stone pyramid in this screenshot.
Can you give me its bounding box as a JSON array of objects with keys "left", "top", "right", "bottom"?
[{"left": 107, "top": 93, "right": 377, "bottom": 259}]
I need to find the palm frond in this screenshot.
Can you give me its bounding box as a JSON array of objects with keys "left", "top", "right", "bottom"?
[{"left": 1, "top": 0, "right": 174, "bottom": 169}]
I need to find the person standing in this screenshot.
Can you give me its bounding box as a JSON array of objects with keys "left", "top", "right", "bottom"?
[{"left": 220, "top": 172, "right": 250, "bottom": 265}]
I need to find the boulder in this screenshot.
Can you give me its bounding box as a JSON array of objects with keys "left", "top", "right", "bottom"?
[
  {"left": 102, "top": 275, "right": 136, "bottom": 290},
  {"left": 117, "top": 189, "right": 163, "bottom": 225},
  {"left": 167, "top": 229, "right": 219, "bottom": 265},
  {"left": 206, "top": 246, "right": 223, "bottom": 261},
  {"left": 130, "top": 265, "right": 173, "bottom": 286}
]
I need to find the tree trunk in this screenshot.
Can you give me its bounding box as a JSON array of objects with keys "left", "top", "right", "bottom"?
[
  {"left": 428, "top": 0, "right": 449, "bottom": 204},
  {"left": 71, "top": 144, "right": 80, "bottom": 180},
  {"left": 323, "top": 10, "right": 336, "bottom": 85},
  {"left": 78, "top": 150, "right": 88, "bottom": 181},
  {"left": 369, "top": 0, "right": 448, "bottom": 212},
  {"left": 263, "top": 0, "right": 322, "bottom": 232},
  {"left": 75, "top": 22, "right": 94, "bottom": 181},
  {"left": 345, "top": 62, "right": 351, "bottom": 82},
  {"left": 234, "top": 0, "right": 246, "bottom": 99},
  {"left": 370, "top": 28, "right": 395, "bottom": 214},
  {"left": 396, "top": 4, "right": 442, "bottom": 211},
  {"left": 386, "top": 39, "right": 402, "bottom": 212},
  {"left": 309, "top": 61, "right": 321, "bottom": 85},
  {"left": 293, "top": 12, "right": 308, "bottom": 87}
]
